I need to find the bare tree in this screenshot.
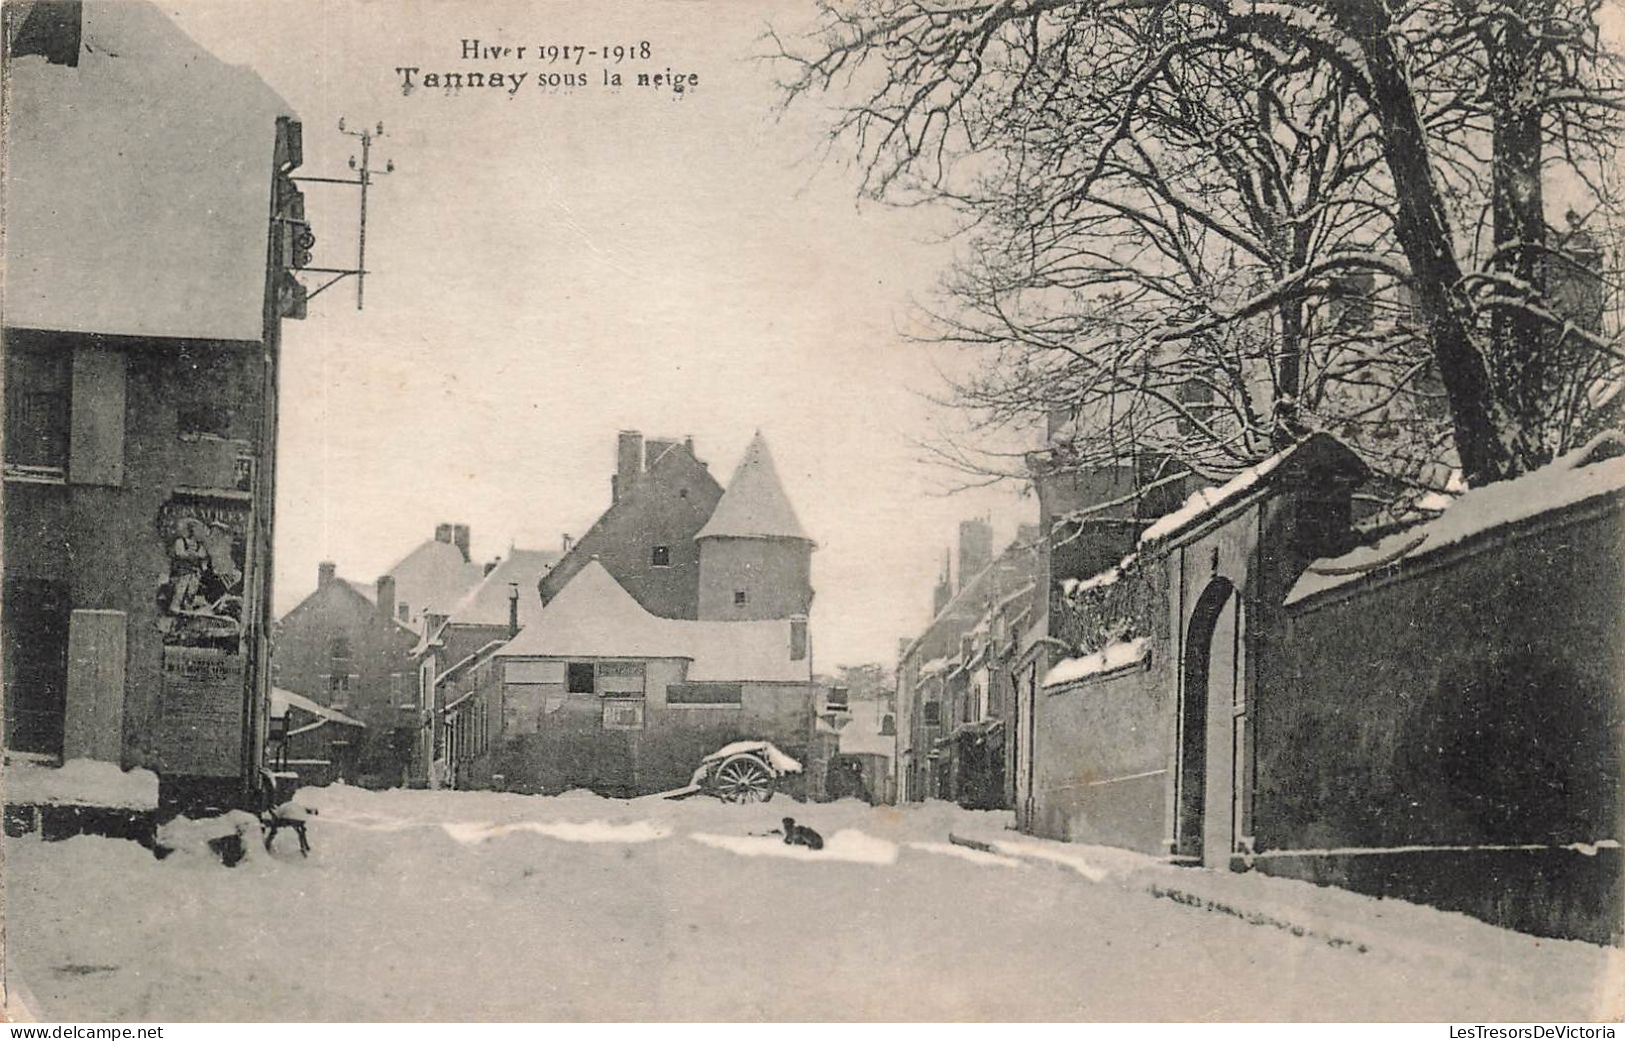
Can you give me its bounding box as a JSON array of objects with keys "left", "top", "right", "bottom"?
[{"left": 772, "top": 0, "right": 1624, "bottom": 490}]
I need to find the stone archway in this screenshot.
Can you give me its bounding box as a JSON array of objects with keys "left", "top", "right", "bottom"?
[{"left": 1176, "top": 577, "right": 1237, "bottom": 863}]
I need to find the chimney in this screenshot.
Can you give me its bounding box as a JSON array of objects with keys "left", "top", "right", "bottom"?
[
  {"left": 435, "top": 523, "right": 454, "bottom": 545},
  {"left": 376, "top": 575, "right": 397, "bottom": 623},
  {"left": 452, "top": 524, "right": 471, "bottom": 562},
  {"left": 508, "top": 582, "right": 521, "bottom": 637},
  {"left": 958, "top": 518, "right": 994, "bottom": 588},
  {"left": 684, "top": 435, "right": 695, "bottom": 456},
  {"left": 932, "top": 549, "right": 952, "bottom": 617},
  {"left": 318, "top": 561, "right": 336, "bottom": 589},
  {"left": 645, "top": 438, "right": 678, "bottom": 466},
  {"left": 484, "top": 557, "right": 500, "bottom": 577},
  {"left": 615, "top": 430, "right": 644, "bottom": 503},
  {"left": 562, "top": 533, "right": 574, "bottom": 554}
]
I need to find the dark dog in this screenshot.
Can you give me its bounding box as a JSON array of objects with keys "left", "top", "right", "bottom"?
[{"left": 781, "top": 816, "right": 823, "bottom": 851}]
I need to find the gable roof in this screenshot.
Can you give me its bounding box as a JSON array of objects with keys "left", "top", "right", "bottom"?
[
  {"left": 1137, "top": 432, "right": 1368, "bottom": 549},
  {"left": 500, "top": 561, "right": 811, "bottom": 683},
  {"left": 277, "top": 573, "right": 416, "bottom": 639},
  {"left": 385, "top": 538, "right": 485, "bottom": 620},
  {"left": 445, "top": 548, "right": 561, "bottom": 629},
  {"left": 696, "top": 432, "right": 813, "bottom": 543},
  {"left": 540, "top": 438, "right": 723, "bottom": 606}
]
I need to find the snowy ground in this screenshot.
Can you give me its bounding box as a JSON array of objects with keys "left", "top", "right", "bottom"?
[{"left": 5, "top": 785, "right": 1620, "bottom": 1022}]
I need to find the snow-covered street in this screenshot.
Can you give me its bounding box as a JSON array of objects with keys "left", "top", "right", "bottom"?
[{"left": 5, "top": 786, "right": 1619, "bottom": 1022}]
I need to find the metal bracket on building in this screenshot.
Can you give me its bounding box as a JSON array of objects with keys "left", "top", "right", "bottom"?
[{"left": 290, "top": 118, "right": 395, "bottom": 310}]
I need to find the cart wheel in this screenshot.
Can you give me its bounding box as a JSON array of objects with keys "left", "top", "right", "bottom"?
[{"left": 713, "top": 754, "right": 775, "bottom": 804}]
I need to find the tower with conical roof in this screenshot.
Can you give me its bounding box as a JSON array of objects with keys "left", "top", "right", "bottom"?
[{"left": 695, "top": 432, "right": 815, "bottom": 621}]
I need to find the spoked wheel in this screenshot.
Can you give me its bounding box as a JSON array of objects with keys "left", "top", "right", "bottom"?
[{"left": 712, "top": 754, "right": 775, "bottom": 803}]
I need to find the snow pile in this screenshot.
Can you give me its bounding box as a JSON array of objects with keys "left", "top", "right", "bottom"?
[
  {"left": 697, "top": 740, "right": 803, "bottom": 775},
  {"left": 7, "top": 784, "right": 1619, "bottom": 1021},
  {"left": 155, "top": 810, "right": 261, "bottom": 857},
  {"left": 1060, "top": 562, "right": 1126, "bottom": 596},
  {"left": 4, "top": 759, "right": 159, "bottom": 811},
  {"left": 1289, "top": 433, "right": 1625, "bottom": 606},
  {"left": 906, "top": 841, "right": 1024, "bottom": 869},
  {"left": 1139, "top": 451, "right": 1297, "bottom": 546},
  {"left": 1042, "top": 638, "right": 1150, "bottom": 689},
  {"left": 443, "top": 819, "right": 672, "bottom": 846},
  {"left": 690, "top": 829, "right": 898, "bottom": 865}
]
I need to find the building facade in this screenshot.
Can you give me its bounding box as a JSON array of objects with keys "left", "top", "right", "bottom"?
[
  {"left": 894, "top": 520, "right": 1040, "bottom": 807},
  {"left": 3, "top": 1, "right": 310, "bottom": 812},
  {"left": 271, "top": 565, "right": 420, "bottom": 787}
]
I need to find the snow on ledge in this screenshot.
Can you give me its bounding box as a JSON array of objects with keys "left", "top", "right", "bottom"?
[
  {"left": 4, "top": 758, "right": 159, "bottom": 811},
  {"left": 1289, "top": 433, "right": 1625, "bottom": 607},
  {"left": 1043, "top": 638, "right": 1150, "bottom": 689}
]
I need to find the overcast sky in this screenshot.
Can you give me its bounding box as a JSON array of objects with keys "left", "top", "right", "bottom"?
[{"left": 169, "top": 0, "right": 1032, "bottom": 669}]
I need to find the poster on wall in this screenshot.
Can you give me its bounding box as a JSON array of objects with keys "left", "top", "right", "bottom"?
[{"left": 154, "top": 491, "right": 252, "bottom": 776}]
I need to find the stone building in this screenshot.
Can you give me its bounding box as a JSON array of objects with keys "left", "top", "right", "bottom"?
[
  {"left": 2, "top": 1, "right": 310, "bottom": 812},
  {"left": 1024, "top": 429, "right": 1625, "bottom": 943},
  {"left": 271, "top": 565, "right": 420, "bottom": 787},
  {"left": 894, "top": 520, "right": 1039, "bottom": 807},
  {"left": 539, "top": 430, "right": 813, "bottom": 622},
  {"left": 477, "top": 561, "right": 823, "bottom": 795},
  {"left": 539, "top": 431, "right": 723, "bottom": 618},
  {"left": 429, "top": 431, "right": 826, "bottom": 795}
]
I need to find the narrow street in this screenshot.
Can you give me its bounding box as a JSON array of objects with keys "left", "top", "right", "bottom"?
[{"left": 6, "top": 786, "right": 1616, "bottom": 1022}]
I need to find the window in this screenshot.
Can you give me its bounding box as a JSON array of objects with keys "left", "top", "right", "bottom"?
[
  {"left": 330, "top": 673, "right": 353, "bottom": 694},
  {"left": 734, "top": 590, "right": 748, "bottom": 606},
  {"left": 177, "top": 402, "right": 234, "bottom": 440},
  {"left": 329, "top": 636, "right": 352, "bottom": 661},
  {"left": 651, "top": 545, "right": 671, "bottom": 567},
  {"left": 1175, "top": 379, "right": 1217, "bottom": 436},
  {"left": 922, "top": 701, "right": 942, "bottom": 727},
  {"left": 567, "top": 661, "right": 595, "bottom": 694},
  {"left": 4, "top": 347, "right": 69, "bottom": 479}
]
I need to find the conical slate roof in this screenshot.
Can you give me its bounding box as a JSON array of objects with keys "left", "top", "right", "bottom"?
[{"left": 695, "top": 432, "right": 813, "bottom": 543}]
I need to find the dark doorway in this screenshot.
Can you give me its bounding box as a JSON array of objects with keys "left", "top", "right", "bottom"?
[
  {"left": 3, "top": 578, "right": 71, "bottom": 756},
  {"left": 1177, "top": 578, "right": 1234, "bottom": 862}
]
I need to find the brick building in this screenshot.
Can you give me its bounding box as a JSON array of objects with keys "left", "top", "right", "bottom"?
[
  {"left": 271, "top": 565, "right": 419, "bottom": 786},
  {"left": 429, "top": 431, "right": 827, "bottom": 794}
]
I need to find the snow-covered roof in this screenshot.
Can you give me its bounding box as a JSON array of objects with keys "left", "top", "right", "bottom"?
[
  {"left": 695, "top": 432, "right": 813, "bottom": 543},
  {"left": 4, "top": 757, "right": 159, "bottom": 810},
  {"left": 1043, "top": 638, "right": 1150, "bottom": 689},
  {"left": 496, "top": 561, "right": 812, "bottom": 683},
  {"left": 4, "top": 1, "right": 295, "bottom": 342},
  {"left": 271, "top": 687, "right": 365, "bottom": 728},
  {"left": 445, "top": 548, "right": 560, "bottom": 629},
  {"left": 1287, "top": 434, "right": 1625, "bottom": 607},
  {"left": 385, "top": 539, "right": 487, "bottom": 623},
  {"left": 1139, "top": 434, "right": 1364, "bottom": 548}
]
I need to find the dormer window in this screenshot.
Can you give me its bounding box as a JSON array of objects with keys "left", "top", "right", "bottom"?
[
  {"left": 734, "top": 590, "right": 748, "bottom": 606},
  {"left": 651, "top": 545, "right": 671, "bottom": 567}
]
